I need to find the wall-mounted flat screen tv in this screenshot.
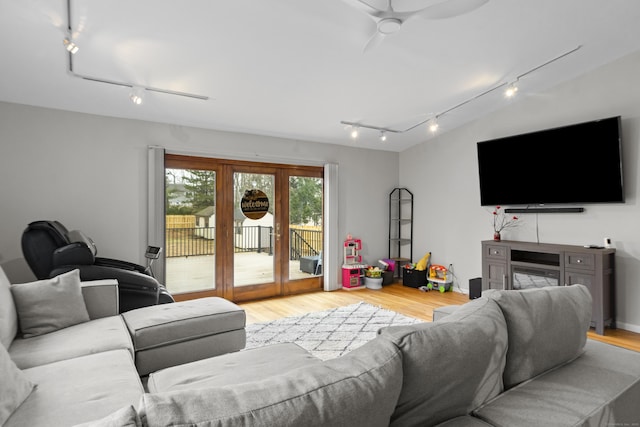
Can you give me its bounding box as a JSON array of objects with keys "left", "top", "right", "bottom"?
[{"left": 477, "top": 116, "right": 624, "bottom": 206}]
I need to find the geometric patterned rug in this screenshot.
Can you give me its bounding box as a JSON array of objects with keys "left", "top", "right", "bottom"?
[{"left": 245, "top": 301, "right": 423, "bottom": 360}]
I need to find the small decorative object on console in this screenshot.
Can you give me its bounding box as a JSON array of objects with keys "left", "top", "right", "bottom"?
[{"left": 490, "top": 206, "right": 519, "bottom": 241}]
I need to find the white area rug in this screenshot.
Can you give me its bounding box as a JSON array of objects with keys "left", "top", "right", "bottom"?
[{"left": 245, "top": 301, "right": 423, "bottom": 360}]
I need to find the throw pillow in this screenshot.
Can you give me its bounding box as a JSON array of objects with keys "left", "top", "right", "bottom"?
[
  {"left": 379, "top": 297, "right": 508, "bottom": 427},
  {"left": 10, "top": 269, "right": 90, "bottom": 338},
  {"left": 0, "top": 267, "right": 19, "bottom": 348},
  {"left": 486, "top": 284, "right": 592, "bottom": 389},
  {"left": 0, "top": 343, "right": 36, "bottom": 425},
  {"left": 72, "top": 405, "right": 140, "bottom": 427}
]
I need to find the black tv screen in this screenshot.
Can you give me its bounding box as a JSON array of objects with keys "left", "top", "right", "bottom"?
[{"left": 477, "top": 116, "right": 624, "bottom": 206}]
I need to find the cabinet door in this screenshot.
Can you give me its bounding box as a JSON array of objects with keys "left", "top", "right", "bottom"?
[
  {"left": 565, "top": 270, "right": 594, "bottom": 291},
  {"left": 487, "top": 262, "right": 507, "bottom": 290},
  {"left": 565, "top": 270, "right": 600, "bottom": 330}
]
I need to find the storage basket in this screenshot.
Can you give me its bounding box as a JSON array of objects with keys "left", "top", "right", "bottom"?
[{"left": 402, "top": 269, "right": 427, "bottom": 288}]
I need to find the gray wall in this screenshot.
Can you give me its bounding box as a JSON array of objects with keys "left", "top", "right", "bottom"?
[
  {"left": 400, "top": 50, "right": 640, "bottom": 332},
  {"left": 0, "top": 103, "right": 398, "bottom": 286},
  {"left": 2, "top": 50, "right": 638, "bottom": 333}
]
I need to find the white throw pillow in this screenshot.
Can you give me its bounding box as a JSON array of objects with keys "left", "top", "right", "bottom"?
[
  {"left": 0, "top": 344, "right": 35, "bottom": 425},
  {"left": 10, "top": 269, "right": 90, "bottom": 338}
]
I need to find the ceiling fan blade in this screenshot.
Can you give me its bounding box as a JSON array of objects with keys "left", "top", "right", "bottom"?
[
  {"left": 341, "top": 0, "right": 385, "bottom": 18},
  {"left": 420, "top": 0, "right": 489, "bottom": 20},
  {"left": 363, "top": 31, "right": 387, "bottom": 53}
]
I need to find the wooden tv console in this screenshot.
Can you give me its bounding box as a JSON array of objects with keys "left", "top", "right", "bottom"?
[{"left": 481, "top": 240, "right": 615, "bottom": 335}]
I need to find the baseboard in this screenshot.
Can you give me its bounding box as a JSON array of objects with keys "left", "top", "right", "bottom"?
[{"left": 615, "top": 321, "right": 640, "bottom": 334}]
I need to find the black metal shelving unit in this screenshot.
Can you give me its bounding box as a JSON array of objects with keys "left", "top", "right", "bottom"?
[{"left": 388, "top": 188, "right": 413, "bottom": 277}]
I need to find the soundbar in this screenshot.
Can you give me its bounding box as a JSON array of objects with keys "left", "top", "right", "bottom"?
[{"left": 505, "top": 207, "right": 585, "bottom": 214}]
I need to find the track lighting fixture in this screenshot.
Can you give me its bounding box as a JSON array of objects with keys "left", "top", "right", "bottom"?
[
  {"left": 340, "top": 45, "right": 582, "bottom": 142},
  {"left": 63, "top": 0, "right": 209, "bottom": 103},
  {"left": 63, "top": 37, "right": 79, "bottom": 54},
  {"left": 341, "top": 121, "right": 400, "bottom": 140}
]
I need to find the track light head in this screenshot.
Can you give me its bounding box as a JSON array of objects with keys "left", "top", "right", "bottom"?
[
  {"left": 129, "top": 87, "right": 144, "bottom": 105},
  {"left": 428, "top": 119, "right": 439, "bottom": 133},
  {"left": 350, "top": 126, "right": 359, "bottom": 139},
  {"left": 380, "top": 131, "right": 387, "bottom": 142},
  {"left": 505, "top": 83, "right": 519, "bottom": 98},
  {"left": 63, "top": 37, "right": 79, "bottom": 54}
]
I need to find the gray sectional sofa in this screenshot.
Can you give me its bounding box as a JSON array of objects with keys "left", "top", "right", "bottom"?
[
  {"left": 3, "top": 261, "right": 640, "bottom": 426},
  {"left": 133, "top": 284, "right": 640, "bottom": 427},
  {"left": 0, "top": 267, "right": 246, "bottom": 427}
]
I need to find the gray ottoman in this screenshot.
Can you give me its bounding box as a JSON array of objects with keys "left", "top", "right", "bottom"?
[
  {"left": 432, "top": 305, "right": 460, "bottom": 322},
  {"left": 121, "top": 297, "right": 246, "bottom": 375},
  {"left": 147, "top": 342, "right": 321, "bottom": 392}
]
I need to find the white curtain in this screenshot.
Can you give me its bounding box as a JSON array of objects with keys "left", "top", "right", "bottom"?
[
  {"left": 148, "top": 146, "right": 166, "bottom": 284},
  {"left": 323, "top": 163, "right": 340, "bottom": 291}
]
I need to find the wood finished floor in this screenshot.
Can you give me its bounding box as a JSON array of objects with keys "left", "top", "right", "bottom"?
[{"left": 238, "top": 283, "right": 640, "bottom": 353}]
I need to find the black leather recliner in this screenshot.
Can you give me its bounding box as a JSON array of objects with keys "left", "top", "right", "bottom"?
[{"left": 21, "top": 220, "right": 174, "bottom": 313}]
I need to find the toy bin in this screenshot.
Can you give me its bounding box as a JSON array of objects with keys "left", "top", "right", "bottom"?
[
  {"left": 402, "top": 269, "right": 427, "bottom": 288},
  {"left": 382, "top": 270, "right": 394, "bottom": 286}
]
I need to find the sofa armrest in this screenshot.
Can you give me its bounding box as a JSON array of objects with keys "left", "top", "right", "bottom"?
[{"left": 81, "top": 279, "right": 119, "bottom": 319}]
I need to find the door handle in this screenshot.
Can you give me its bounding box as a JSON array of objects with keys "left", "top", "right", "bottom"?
[{"left": 270, "top": 223, "right": 281, "bottom": 241}]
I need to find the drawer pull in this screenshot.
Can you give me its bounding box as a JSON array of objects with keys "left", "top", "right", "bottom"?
[{"left": 576, "top": 259, "right": 583, "bottom": 263}]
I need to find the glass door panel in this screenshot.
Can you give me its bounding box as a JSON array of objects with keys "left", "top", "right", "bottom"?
[
  {"left": 233, "top": 171, "right": 276, "bottom": 287},
  {"left": 288, "top": 176, "right": 323, "bottom": 280},
  {"left": 164, "top": 168, "right": 216, "bottom": 294}
]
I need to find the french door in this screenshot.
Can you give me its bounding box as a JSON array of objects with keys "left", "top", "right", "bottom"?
[{"left": 164, "top": 154, "right": 323, "bottom": 302}]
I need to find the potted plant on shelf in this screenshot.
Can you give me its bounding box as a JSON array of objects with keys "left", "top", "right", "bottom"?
[
  {"left": 364, "top": 266, "right": 383, "bottom": 290},
  {"left": 490, "top": 206, "right": 519, "bottom": 241}
]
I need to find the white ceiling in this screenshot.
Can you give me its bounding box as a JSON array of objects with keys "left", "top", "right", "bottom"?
[{"left": 1, "top": 0, "right": 640, "bottom": 152}]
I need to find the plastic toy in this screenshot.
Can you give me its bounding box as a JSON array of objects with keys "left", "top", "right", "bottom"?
[
  {"left": 429, "top": 264, "right": 448, "bottom": 281},
  {"left": 415, "top": 252, "right": 431, "bottom": 271},
  {"left": 427, "top": 264, "right": 453, "bottom": 293}
]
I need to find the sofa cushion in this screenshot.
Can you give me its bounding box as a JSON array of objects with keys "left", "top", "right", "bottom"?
[
  {"left": 6, "top": 349, "right": 144, "bottom": 427},
  {"left": 139, "top": 337, "right": 403, "bottom": 427},
  {"left": 0, "top": 266, "right": 18, "bottom": 348},
  {"left": 10, "top": 269, "right": 90, "bottom": 338},
  {"left": 0, "top": 344, "right": 35, "bottom": 426},
  {"left": 73, "top": 405, "right": 140, "bottom": 427},
  {"left": 485, "top": 284, "right": 592, "bottom": 389},
  {"left": 434, "top": 416, "right": 494, "bottom": 427},
  {"left": 148, "top": 342, "right": 321, "bottom": 393},
  {"left": 473, "top": 339, "right": 640, "bottom": 427},
  {"left": 378, "top": 297, "right": 508, "bottom": 427},
  {"left": 9, "top": 315, "right": 134, "bottom": 369}
]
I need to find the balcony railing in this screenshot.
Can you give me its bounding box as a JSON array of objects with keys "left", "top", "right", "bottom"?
[{"left": 165, "top": 226, "right": 322, "bottom": 259}]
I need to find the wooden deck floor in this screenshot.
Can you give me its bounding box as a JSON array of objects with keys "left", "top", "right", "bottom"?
[{"left": 238, "top": 283, "right": 640, "bottom": 353}]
